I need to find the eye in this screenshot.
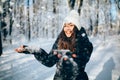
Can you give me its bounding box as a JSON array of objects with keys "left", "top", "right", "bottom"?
[
  {"left": 70, "top": 24, "right": 74, "bottom": 26},
  {"left": 69, "top": 23, "right": 74, "bottom": 26},
  {"left": 64, "top": 25, "right": 66, "bottom": 28},
  {"left": 63, "top": 24, "right": 67, "bottom": 27}
]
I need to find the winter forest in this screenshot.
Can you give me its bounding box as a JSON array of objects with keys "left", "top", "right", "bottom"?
[{"left": 0, "top": 0, "right": 120, "bottom": 80}]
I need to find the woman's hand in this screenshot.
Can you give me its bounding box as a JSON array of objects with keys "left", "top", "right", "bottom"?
[{"left": 15, "top": 45, "right": 26, "bottom": 53}]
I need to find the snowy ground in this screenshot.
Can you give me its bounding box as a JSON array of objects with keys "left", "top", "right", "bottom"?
[{"left": 0, "top": 35, "right": 120, "bottom": 80}]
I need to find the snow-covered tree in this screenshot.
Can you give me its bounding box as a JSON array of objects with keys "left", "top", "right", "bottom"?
[{"left": 1, "top": 0, "right": 120, "bottom": 48}]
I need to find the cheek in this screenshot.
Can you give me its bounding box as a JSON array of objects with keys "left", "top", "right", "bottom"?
[
  {"left": 70, "top": 28, "right": 73, "bottom": 31},
  {"left": 71, "top": 26, "right": 74, "bottom": 30},
  {"left": 63, "top": 27, "right": 67, "bottom": 32}
]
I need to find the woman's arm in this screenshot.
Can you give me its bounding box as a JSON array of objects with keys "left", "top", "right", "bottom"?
[
  {"left": 15, "top": 38, "right": 59, "bottom": 67},
  {"left": 33, "top": 41, "right": 59, "bottom": 67},
  {"left": 77, "top": 27, "right": 93, "bottom": 63},
  {"left": 80, "top": 27, "right": 93, "bottom": 55}
]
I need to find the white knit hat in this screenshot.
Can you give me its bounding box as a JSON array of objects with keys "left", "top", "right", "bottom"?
[{"left": 63, "top": 10, "right": 81, "bottom": 30}]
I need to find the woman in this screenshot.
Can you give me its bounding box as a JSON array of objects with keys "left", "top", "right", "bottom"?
[{"left": 15, "top": 10, "right": 93, "bottom": 80}]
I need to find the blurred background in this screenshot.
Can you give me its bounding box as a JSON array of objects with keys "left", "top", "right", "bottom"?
[{"left": 0, "top": 0, "right": 120, "bottom": 80}]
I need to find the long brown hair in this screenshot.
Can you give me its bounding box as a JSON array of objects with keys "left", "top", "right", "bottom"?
[{"left": 57, "top": 26, "right": 79, "bottom": 52}]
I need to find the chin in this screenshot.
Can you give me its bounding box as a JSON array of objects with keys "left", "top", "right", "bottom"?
[
  {"left": 66, "top": 36, "right": 71, "bottom": 38},
  {"left": 66, "top": 34, "right": 72, "bottom": 37}
]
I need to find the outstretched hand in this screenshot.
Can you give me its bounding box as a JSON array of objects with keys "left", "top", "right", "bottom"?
[{"left": 15, "top": 45, "right": 26, "bottom": 53}]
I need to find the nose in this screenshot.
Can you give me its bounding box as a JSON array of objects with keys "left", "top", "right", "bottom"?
[{"left": 66, "top": 26, "right": 71, "bottom": 30}]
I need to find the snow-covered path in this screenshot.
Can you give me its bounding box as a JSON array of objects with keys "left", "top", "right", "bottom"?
[
  {"left": 0, "top": 36, "right": 120, "bottom": 80},
  {"left": 86, "top": 35, "right": 120, "bottom": 80}
]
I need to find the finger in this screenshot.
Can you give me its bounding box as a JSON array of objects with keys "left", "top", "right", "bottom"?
[
  {"left": 15, "top": 48, "right": 23, "bottom": 53},
  {"left": 53, "top": 51, "right": 58, "bottom": 55},
  {"left": 20, "top": 45, "right": 24, "bottom": 48},
  {"left": 57, "top": 54, "right": 62, "bottom": 58},
  {"left": 15, "top": 48, "right": 18, "bottom": 52}
]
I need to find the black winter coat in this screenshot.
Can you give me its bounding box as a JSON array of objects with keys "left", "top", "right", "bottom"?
[{"left": 24, "top": 27, "right": 93, "bottom": 80}]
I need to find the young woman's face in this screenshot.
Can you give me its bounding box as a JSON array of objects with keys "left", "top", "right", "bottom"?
[{"left": 63, "top": 23, "right": 75, "bottom": 37}]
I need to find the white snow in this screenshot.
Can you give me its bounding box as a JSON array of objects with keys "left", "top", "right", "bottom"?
[{"left": 0, "top": 35, "right": 120, "bottom": 80}]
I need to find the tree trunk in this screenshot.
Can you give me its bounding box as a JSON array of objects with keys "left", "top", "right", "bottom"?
[
  {"left": 68, "top": 0, "right": 76, "bottom": 10},
  {"left": 27, "top": 0, "right": 31, "bottom": 41},
  {"left": 78, "top": 0, "right": 83, "bottom": 15},
  {"left": 0, "top": 20, "right": 3, "bottom": 56},
  {"left": 93, "top": 0, "right": 99, "bottom": 36},
  {"left": 9, "top": 14, "right": 14, "bottom": 44},
  {"left": 53, "top": 0, "right": 56, "bottom": 13}
]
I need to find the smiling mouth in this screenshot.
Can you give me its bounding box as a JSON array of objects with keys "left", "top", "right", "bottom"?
[
  {"left": 65, "top": 31, "right": 73, "bottom": 37},
  {"left": 66, "top": 30, "right": 72, "bottom": 34}
]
